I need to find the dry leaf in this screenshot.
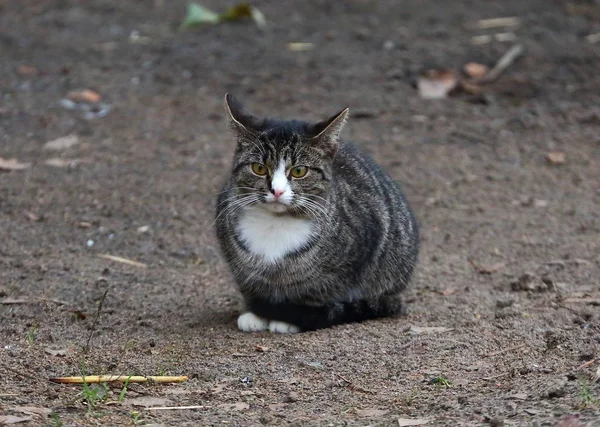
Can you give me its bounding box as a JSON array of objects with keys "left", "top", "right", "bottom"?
[
  {"left": 463, "top": 62, "right": 489, "bottom": 79},
  {"left": 417, "top": 69, "right": 458, "bottom": 99},
  {"left": 11, "top": 406, "right": 52, "bottom": 417},
  {"left": 355, "top": 408, "right": 389, "bottom": 417},
  {"left": 255, "top": 345, "right": 269, "bottom": 352},
  {"left": 546, "top": 152, "right": 566, "bottom": 165},
  {"left": 0, "top": 415, "right": 33, "bottom": 424},
  {"left": 439, "top": 288, "right": 457, "bottom": 296},
  {"left": 128, "top": 397, "right": 171, "bottom": 407},
  {"left": 24, "top": 211, "right": 42, "bottom": 222},
  {"left": 398, "top": 418, "right": 430, "bottom": 426},
  {"left": 67, "top": 89, "right": 101, "bottom": 103},
  {"left": 287, "top": 42, "right": 314, "bottom": 51},
  {"left": 45, "top": 348, "right": 68, "bottom": 357},
  {"left": 0, "top": 157, "right": 31, "bottom": 171},
  {"left": 408, "top": 326, "right": 453, "bottom": 335},
  {"left": 42, "top": 135, "right": 79, "bottom": 151}
]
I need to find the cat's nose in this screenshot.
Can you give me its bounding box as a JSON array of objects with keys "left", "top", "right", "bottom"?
[{"left": 272, "top": 189, "right": 285, "bottom": 198}]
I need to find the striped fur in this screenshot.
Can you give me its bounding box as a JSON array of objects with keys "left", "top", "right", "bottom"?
[{"left": 216, "top": 94, "right": 419, "bottom": 332}]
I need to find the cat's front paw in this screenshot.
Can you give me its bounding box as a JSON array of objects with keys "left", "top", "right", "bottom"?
[
  {"left": 237, "top": 312, "right": 269, "bottom": 332},
  {"left": 268, "top": 320, "right": 300, "bottom": 334}
]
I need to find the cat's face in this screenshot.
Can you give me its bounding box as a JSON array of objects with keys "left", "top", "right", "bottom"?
[{"left": 224, "top": 94, "right": 348, "bottom": 217}]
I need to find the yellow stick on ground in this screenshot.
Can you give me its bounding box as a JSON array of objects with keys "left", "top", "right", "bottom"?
[
  {"left": 98, "top": 254, "right": 147, "bottom": 268},
  {"left": 49, "top": 375, "right": 187, "bottom": 384}
]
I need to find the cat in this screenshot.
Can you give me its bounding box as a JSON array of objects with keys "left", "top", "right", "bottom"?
[{"left": 215, "top": 94, "right": 419, "bottom": 333}]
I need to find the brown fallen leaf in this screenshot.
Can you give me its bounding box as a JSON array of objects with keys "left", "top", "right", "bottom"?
[
  {"left": 355, "top": 408, "right": 389, "bottom": 417},
  {"left": 45, "top": 348, "right": 68, "bottom": 357},
  {"left": 255, "top": 345, "right": 269, "bottom": 352},
  {"left": 0, "top": 157, "right": 31, "bottom": 171},
  {"left": 0, "top": 415, "right": 33, "bottom": 424},
  {"left": 463, "top": 62, "right": 489, "bottom": 79},
  {"left": 67, "top": 89, "right": 101, "bottom": 103},
  {"left": 417, "top": 69, "right": 458, "bottom": 99},
  {"left": 398, "top": 419, "right": 430, "bottom": 426},
  {"left": 128, "top": 397, "right": 171, "bottom": 408},
  {"left": 439, "top": 288, "right": 457, "bottom": 296},
  {"left": 546, "top": 151, "right": 566, "bottom": 165},
  {"left": 24, "top": 211, "right": 42, "bottom": 222},
  {"left": 43, "top": 135, "right": 79, "bottom": 151}
]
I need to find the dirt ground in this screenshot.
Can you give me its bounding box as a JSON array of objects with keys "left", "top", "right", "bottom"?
[{"left": 1, "top": 1, "right": 599, "bottom": 426}]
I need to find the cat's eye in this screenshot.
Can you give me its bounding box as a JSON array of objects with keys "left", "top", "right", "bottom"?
[
  {"left": 290, "top": 166, "right": 308, "bottom": 179},
  {"left": 251, "top": 162, "right": 268, "bottom": 176}
]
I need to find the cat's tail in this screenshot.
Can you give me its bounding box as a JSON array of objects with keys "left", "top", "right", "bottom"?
[{"left": 248, "top": 294, "right": 405, "bottom": 332}]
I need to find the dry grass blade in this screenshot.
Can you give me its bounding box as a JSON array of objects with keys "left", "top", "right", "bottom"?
[
  {"left": 0, "top": 157, "right": 31, "bottom": 171},
  {"left": 98, "top": 254, "right": 147, "bottom": 268},
  {"left": 477, "top": 44, "right": 524, "bottom": 84},
  {"left": 475, "top": 17, "right": 520, "bottom": 29},
  {"left": 49, "top": 375, "right": 188, "bottom": 384}
]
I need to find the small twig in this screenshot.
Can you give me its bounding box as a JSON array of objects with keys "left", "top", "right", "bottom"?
[
  {"left": 98, "top": 254, "right": 147, "bottom": 268},
  {"left": 232, "top": 353, "right": 255, "bottom": 358},
  {"left": 49, "top": 375, "right": 188, "bottom": 384},
  {"left": 84, "top": 289, "right": 108, "bottom": 354},
  {"left": 482, "top": 343, "right": 526, "bottom": 358},
  {"left": 146, "top": 405, "right": 208, "bottom": 411},
  {"left": 477, "top": 44, "right": 524, "bottom": 84},
  {"left": 33, "top": 296, "right": 71, "bottom": 306},
  {"left": 482, "top": 372, "right": 511, "bottom": 381},
  {"left": 577, "top": 359, "right": 596, "bottom": 371},
  {"left": 475, "top": 17, "right": 520, "bottom": 29},
  {"left": 335, "top": 373, "right": 376, "bottom": 395}
]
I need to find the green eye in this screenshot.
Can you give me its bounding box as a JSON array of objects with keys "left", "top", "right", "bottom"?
[
  {"left": 290, "top": 166, "right": 308, "bottom": 178},
  {"left": 251, "top": 162, "right": 268, "bottom": 176}
]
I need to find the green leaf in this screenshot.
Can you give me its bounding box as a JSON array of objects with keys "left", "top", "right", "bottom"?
[
  {"left": 220, "top": 3, "right": 267, "bottom": 29},
  {"left": 180, "top": 3, "right": 220, "bottom": 29}
]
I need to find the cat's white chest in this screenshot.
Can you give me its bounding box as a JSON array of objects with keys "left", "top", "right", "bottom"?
[{"left": 237, "top": 206, "right": 313, "bottom": 263}]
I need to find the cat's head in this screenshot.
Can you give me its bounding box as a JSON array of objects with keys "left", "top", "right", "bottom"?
[
  {"left": 224, "top": 94, "right": 348, "bottom": 217},
  {"left": 225, "top": 94, "right": 348, "bottom": 217}
]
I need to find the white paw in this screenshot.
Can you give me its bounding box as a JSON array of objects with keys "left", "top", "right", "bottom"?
[
  {"left": 237, "top": 312, "right": 269, "bottom": 332},
  {"left": 268, "top": 320, "right": 300, "bottom": 334}
]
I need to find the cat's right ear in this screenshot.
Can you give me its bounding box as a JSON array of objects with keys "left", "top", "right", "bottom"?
[{"left": 224, "top": 94, "right": 262, "bottom": 138}]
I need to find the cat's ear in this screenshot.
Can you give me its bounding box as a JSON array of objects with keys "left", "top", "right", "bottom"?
[
  {"left": 224, "top": 93, "right": 263, "bottom": 137},
  {"left": 309, "top": 108, "right": 349, "bottom": 156}
]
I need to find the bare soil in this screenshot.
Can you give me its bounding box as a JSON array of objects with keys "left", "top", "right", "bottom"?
[{"left": 1, "top": 1, "right": 599, "bottom": 426}]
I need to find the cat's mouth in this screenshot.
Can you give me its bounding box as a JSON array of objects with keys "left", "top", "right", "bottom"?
[{"left": 263, "top": 198, "right": 292, "bottom": 214}]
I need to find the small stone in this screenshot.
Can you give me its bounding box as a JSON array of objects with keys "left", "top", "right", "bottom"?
[
  {"left": 546, "top": 377, "right": 567, "bottom": 398},
  {"left": 283, "top": 392, "right": 299, "bottom": 403}
]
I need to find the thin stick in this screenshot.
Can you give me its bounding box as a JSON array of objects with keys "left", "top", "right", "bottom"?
[
  {"left": 84, "top": 289, "right": 108, "bottom": 354},
  {"left": 478, "top": 44, "right": 524, "bottom": 84},
  {"left": 98, "top": 254, "right": 147, "bottom": 268},
  {"left": 335, "top": 374, "right": 376, "bottom": 395},
  {"left": 577, "top": 359, "right": 596, "bottom": 371},
  {"left": 49, "top": 375, "right": 188, "bottom": 384},
  {"left": 146, "top": 405, "right": 208, "bottom": 411},
  {"left": 482, "top": 372, "right": 510, "bottom": 381},
  {"left": 482, "top": 343, "right": 526, "bottom": 358},
  {"left": 475, "top": 17, "right": 520, "bottom": 29}
]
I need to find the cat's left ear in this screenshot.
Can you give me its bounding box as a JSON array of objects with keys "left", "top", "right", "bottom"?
[
  {"left": 224, "top": 93, "right": 263, "bottom": 137},
  {"left": 309, "top": 108, "right": 349, "bottom": 156}
]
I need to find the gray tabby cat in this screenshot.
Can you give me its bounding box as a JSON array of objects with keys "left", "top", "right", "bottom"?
[{"left": 216, "top": 94, "right": 419, "bottom": 333}]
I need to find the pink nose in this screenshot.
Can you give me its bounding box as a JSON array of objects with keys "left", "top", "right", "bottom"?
[{"left": 272, "top": 189, "right": 284, "bottom": 198}]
